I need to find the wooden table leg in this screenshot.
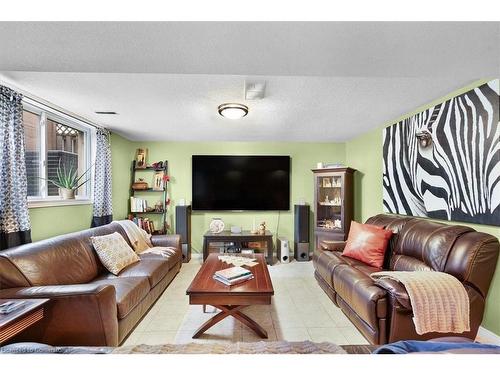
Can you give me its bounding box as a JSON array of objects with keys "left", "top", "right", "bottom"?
[
  {"left": 192, "top": 305, "right": 268, "bottom": 339},
  {"left": 192, "top": 305, "right": 243, "bottom": 338},
  {"left": 232, "top": 310, "right": 268, "bottom": 338}
]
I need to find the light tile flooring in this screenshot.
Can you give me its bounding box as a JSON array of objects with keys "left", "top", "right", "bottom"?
[{"left": 122, "top": 254, "right": 369, "bottom": 346}]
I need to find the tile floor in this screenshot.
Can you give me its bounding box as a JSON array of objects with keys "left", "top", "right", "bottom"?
[{"left": 122, "top": 254, "right": 369, "bottom": 346}]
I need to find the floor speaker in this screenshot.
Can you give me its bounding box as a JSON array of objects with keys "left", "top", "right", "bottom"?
[
  {"left": 175, "top": 205, "right": 191, "bottom": 263},
  {"left": 276, "top": 237, "right": 290, "bottom": 263},
  {"left": 294, "top": 204, "right": 310, "bottom": 261}
]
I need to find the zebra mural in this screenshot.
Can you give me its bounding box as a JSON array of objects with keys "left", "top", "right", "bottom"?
[{"left": 383, "top": 79, "right": 500, "bottom": 226}]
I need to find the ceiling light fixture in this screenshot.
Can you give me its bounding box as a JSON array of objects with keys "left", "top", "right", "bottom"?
[{"left": 218, "top": 103, "right": 248, "bottom": 119}]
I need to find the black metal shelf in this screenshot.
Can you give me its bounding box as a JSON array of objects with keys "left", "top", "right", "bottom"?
[{"left": 130, "top": 159, "right": 169, "bottom": 234}]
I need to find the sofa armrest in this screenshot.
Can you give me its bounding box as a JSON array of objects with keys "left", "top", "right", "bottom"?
[
  {"left": 0, "top": 284, "right": 119, "bottom": 346},
  {"left": 151, "top": 234, "right": 181, "bottom": 250},
  {"left": 373, "top": 278, "right": 412, "bottom": 311},
  {"left": 320, "top": 240, "right": 346, "bottom": 252}
]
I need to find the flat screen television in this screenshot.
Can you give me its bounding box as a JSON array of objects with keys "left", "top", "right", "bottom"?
[{"left": 192, "top": 155, "right": 290, "bottom": 211}]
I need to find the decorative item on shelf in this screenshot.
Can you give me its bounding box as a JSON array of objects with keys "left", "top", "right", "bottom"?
[
  {"left": 209, "top": 218, "right": 225, "bottom": 234},
  {"left": 258, "top": 221, "right": 266, "bottom": 235},
  {"left": 152, "top": 171, "right": 165, "bottom": 191},
  {"left": 135, "top": 148, "right": 148, "bottom": 169},
  {"left": 324, "top": 219, "right": 335, "bottom": 229},
  {"left": 324, "top": 195, "right": 329, "bottom": 204},
  {"left": 316, "top": 162, "right": 324, "bottom": 169},
  {"left": 322, "top": 178, "right": 332, "bottom": 188},
  {"left": 334, "top": 219, "right": 342, "bottom": 228},
  {"left": 154, "top": 201, "right": 163, "bottom": 212},
  {"left": 251, "top": 217, "right": 258, "bottom": 234},
  {"left": 132, "top": 178, "right": 148, "bottom": 190},
  {"left": 39, "top": 159, "right": 92, "bottom": 200},
  {"left": 230, "top": 226, "right": 242, "bottom": 234},
  {"left": 151, "top": 161, "right": 164, "bottom": 169},
  {"left": 323, "top": 163, "right": 346, "bottom": 168}
]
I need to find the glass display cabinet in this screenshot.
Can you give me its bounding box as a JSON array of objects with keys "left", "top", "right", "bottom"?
[{"left": 312, "top": 167, "right": 355, "bottom": 248}]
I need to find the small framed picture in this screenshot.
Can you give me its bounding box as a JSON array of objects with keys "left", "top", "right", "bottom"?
[
  {"left": 135, "top": 148, "right": 147, "bottom": 169},
  {"left": 153, "top": 171, "right": 165, "bottom": 191}
]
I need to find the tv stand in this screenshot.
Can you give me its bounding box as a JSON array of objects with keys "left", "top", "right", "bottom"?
[{"left": 202, "top": 230, "right": 274, "bottom": 265}]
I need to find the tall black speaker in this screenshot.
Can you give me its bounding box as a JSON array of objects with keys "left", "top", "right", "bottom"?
[
  {"left": 175, "top": 205, "right": 191, "bottom": 263},
  {"left": 294, "top": 204, "right": 310, "bottom": 261}
]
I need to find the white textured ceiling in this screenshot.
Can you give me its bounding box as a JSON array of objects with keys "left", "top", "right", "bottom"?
[{"left": 0, "top": 22, "right": 499, "bottom": 141}]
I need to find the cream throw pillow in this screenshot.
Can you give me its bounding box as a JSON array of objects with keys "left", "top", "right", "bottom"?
[{"left": 91, "top": 232, "right": 140, "bottom": 275}]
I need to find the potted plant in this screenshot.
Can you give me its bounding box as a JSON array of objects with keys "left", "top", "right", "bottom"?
[{"left": 42, "top": 160, "right": 92, "bottom": 199}]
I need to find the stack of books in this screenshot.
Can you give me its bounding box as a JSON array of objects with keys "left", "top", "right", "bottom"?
[{"left": 213, "top": 266, "right": 254, "bottom": 286}]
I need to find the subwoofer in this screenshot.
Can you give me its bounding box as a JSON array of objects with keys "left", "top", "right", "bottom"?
[
  {"left": 276, "top": 237, "right": 290, "bottom": 263},
  {"left": 294, "top": 204, "right": 310, "bottom": 261},
  {"left": 175, "top": 205, "right": 191, "bottom": 263}
]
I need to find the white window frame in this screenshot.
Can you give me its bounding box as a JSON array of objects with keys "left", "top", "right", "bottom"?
[{"left": 24, "top": 99, "right": 95, "bottom": 208}]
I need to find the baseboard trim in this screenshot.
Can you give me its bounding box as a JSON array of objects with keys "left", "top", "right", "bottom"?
[{"left": 477, "top": 326, "right": 500, "bottom": 344}]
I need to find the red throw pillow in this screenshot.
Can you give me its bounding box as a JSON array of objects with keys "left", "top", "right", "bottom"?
[{"left": 342, "top": 221, "right": 393, "bottom": 268}]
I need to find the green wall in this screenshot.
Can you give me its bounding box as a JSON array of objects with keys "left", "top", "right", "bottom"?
[
  {"left": 29, "top": 132, "right": 133, "bottom": 241},
  {"left": 26, "top": 79, "right": 498, "bottom": 335},
  {"left": 130, "top": 142, "right": 345, "bottom": 252},
  {"left": 345, "top": 79, "right": 500, "bottom": 335}
]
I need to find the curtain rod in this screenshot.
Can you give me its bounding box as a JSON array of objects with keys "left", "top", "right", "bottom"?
[{"left": 1, "top": 80, "right": 104, "bottom": 130}]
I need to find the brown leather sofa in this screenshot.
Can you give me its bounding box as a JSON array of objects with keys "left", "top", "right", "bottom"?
[
  {"left": 0, "top": 222, "right": 182, "bottom": 347},
  {"left": 313, "top": 214, "right": 499, "bottom": 345}
]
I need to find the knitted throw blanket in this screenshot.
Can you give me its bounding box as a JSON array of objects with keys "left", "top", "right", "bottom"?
[
  {"left": 371, "top": 271, "right": 470, "bottom": 335},
  {"left": 115, "top": 220, "right": 152, "bottom": 253}
]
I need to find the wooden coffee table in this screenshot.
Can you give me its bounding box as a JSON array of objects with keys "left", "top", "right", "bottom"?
[{"left": 186, "top": 253, "right": 274, "bottom": 339}]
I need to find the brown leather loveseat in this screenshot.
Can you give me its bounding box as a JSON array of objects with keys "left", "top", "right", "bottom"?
[
  {"left": 0, "top": 222, "right": 182, "bottom": 346},
  {"left": 313, "top": 214, "right": 499, "bottom": 345}
]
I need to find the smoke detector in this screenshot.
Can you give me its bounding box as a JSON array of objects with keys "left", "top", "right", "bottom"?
[{"left": 244, "top": 80, "right": 266, "bottom": 100}]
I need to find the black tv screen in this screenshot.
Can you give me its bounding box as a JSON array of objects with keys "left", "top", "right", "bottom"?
[{"left": 192, "top": 155, "right": 290, "bottom": 211}]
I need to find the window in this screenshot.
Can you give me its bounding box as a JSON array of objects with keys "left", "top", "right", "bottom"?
[{"left": 23, "top": 101, "right": 93, "bottom": 206}]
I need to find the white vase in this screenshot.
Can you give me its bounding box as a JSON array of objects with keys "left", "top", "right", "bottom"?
[{"left": 60, "top": 188, "right": 76, "bottom": 199}]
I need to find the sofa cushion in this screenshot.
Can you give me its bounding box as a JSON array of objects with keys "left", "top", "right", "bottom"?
[
  {"left": 333, "top": 265, "right": 387, "bottom": 327},
  {"left": 90, "top": 276, "right": 150, "bottom": 319},
  {"left": 313, "top": 249, "right": 347, "bottom": 288},
  {"left": 91, "top": 232, "right": 140, "bottom": 275},
  {"left": 118, "top": 256, "right": 171, "bottom": 288},
  {"left": 342, "top": 221, "right": 393, "bottom": 268}
]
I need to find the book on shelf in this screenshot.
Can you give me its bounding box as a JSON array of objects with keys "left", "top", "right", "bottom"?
[
  {"left": 131, "top": 217, "right": 156, "bottom": 234},
  {"left": 213, "top": 273, "right": 254, "bottom": 286},
  {"left": 130, "top": 197, "right": 149, "bottom": 213},
  {"left": 214, "top": 266, "right": 252, "bottom": 280}
]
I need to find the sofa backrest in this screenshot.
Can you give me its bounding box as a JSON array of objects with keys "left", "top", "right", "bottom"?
[
  {"left": 365, "top": 214, "right": 415, "bottom": 269},
  {"left": 0, "top": 222, "right": 131, "bottom": 289},
  {"left": 366, "top": 214, "right": 499, "bottom": 298}
]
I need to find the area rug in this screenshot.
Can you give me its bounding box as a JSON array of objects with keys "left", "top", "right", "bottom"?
[{"left": 112, "top": 340, "right": 347, "bottom": 354}]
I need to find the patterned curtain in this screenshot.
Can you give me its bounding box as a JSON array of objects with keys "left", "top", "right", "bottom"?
[
  {"left": 91, "top": 128, "right": 113, "bottom": 227},
  {"left": 0, "top": 86, "right": 32, "bottom": 250}
]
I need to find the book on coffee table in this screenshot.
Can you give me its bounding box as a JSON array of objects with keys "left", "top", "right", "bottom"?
[
  {"left": 213, "top": 273, "right": 254, "bottom": 286},
  {"left": 214, "top": 266, "right": 252, "bottom": 280}
]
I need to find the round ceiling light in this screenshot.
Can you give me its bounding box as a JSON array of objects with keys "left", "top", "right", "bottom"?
[{"left": 218, "top": 103, "right": 248, "bottom": 119}]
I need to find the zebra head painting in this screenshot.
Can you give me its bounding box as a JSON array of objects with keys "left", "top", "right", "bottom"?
[{"left": 383, "top": 79, "right": 500, "bottom": 226}]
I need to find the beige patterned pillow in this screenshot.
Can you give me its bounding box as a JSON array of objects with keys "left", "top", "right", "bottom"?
[{"left": 91, "top": 232, "right": 140, "bottom": 275}]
